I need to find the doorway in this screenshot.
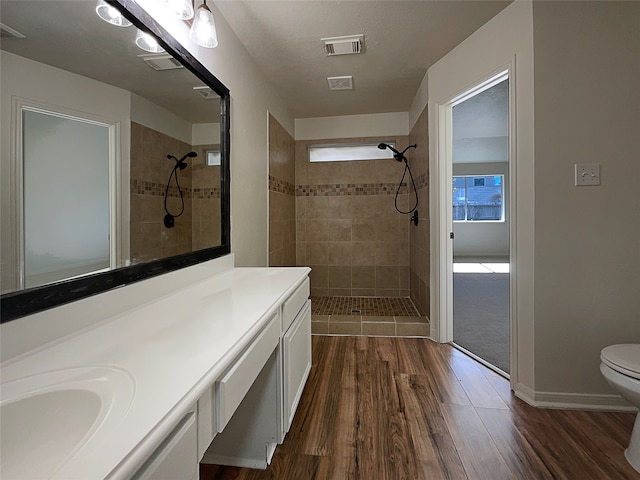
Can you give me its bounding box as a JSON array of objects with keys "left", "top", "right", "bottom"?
[
  {"left": 449, "top": 73, "right": 511, "bottom": 375},
  {"left": 19, "top": 106, "right": 114, "bottom": 289}
]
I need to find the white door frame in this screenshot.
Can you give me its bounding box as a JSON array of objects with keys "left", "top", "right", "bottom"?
[
  {"left": 12, "top": 97, "right": 122, "bottom": 287},
  {"left": 432, "top": 62, "right": 518, "bottom": 388}
]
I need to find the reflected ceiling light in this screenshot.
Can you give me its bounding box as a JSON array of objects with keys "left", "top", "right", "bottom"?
[
  {"left": 135, "top": 29, "right": 165, "bottom": 53},
  {"left": 165, "top": 0, "right": 194, "bottom": 20},
  {"left": 189, "top": 0, "right": 218, "bottom": 48},
  {"left": 96, "top": 0, "right": 132, "bottom": 27}
]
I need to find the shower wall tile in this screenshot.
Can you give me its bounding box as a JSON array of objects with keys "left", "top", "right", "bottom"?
[
  {"left": 131, "top": 122, "right": 208, "bottom": 265},
  {"left": 268, "top": 114, "right": 296, "bottom": 267},
  {"left": 328, "top": 242, "right": 352, "bottom": 265},
  {"left": 362, "top": 322, "right": 396, "bottom": 336},
  {"left": 353, "top": 288, "right": 376, "bottom": 296},
  {"left": 328, "top": 265, "right": 351, "bottom": 289},
  {"left": 408, "top": 107, "right": 430, "bottom": 317},
  {"left": 295, "top": 135, "right": 412, "bottom": 298},
  {"left": 376, "top": 266, "right": 400, "bottom": 289},
  {"left": 352, "top": 266, "right": 375, "bottom": 289}
]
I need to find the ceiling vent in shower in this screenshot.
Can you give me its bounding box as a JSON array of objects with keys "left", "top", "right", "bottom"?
[
  {"left": 322, "top": 35, "right": 364, "bottom": 56},
  {"left": 139, "top": 53, "right": 184, "bottom": 71},
  {"left": 327, "top": 76, "right": 353, "bottom": 91},
  {"left": 193, "top": 86, "right": 219, "bottom": 99}
]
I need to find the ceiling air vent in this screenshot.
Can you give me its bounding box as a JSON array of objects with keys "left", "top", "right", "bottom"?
[
  {"left": 0, "top": 23, "right": 26, "bottom": 39},
  {"left": 138, "top": 53, "right": 184, "bottom": 71},
  {"left": 322, "top": 35, "right": 364, "bottom": 56},
  {"left": 193, "top": 86, "right": 219, "bottom": 99},
  {"left": 327, "top": 76, "right": 353, "bottom": 91}
]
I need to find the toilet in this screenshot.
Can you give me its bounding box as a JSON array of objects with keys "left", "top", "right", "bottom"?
[{"left": 600, "top": 343, "right": 640, "bottom": 472}]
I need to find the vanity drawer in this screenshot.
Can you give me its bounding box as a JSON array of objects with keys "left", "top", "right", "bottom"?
[
  {"left": 216, "top": 314, "right": 280, "bottom": 432},
  {"left": 282, "top": 278, "right": 310, "bottom": 332}
]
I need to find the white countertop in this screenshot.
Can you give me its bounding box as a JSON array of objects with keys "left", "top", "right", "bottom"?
[{"left": 0, "top": 265, "right": 310, "bottom": 480}]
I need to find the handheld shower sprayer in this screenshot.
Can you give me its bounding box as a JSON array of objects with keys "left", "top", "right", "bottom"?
[
  {"left": 378, "top": 142, "right": 417, "bottom": 163},
  {"left": 167, "top": 151, "right": 197, "bottom": 171},
  {"left": 164, "top": 151, "right": 197, "bottom": 228},
  {"left": 379, "top": 143, "right": 420, "bottom": 225}
]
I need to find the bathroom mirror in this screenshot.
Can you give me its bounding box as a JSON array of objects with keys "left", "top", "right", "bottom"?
[{"left": 0, "top": 0, "right": 231, "bottom": 321}]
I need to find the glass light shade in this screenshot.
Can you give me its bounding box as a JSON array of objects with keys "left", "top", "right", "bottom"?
[
  {"left": 165, "top": 0, "right": 194, "bottom": 20},
  {"left": 135, "top": 29, "right": 165, "bottom": 53},
  {"left": 95, "top": 0, "right": 132, "bottom": 27},
  {"left": 189, "top": 3, "right": 218, "bottom": 48}
]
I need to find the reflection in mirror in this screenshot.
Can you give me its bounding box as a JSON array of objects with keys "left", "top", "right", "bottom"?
[{"left": 0, "top": 0, "right": 230, "bottom": 319}]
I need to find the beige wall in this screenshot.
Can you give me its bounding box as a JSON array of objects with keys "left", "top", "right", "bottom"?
[
  {"left": 140, "top": 2, "right": 294, "bottom": 267},
  {"left": 532, "top": 1, "right": 640, "bottom": 395},
  {"left": 295, "top": 136, "right": 411, "bottom": 297},
  {"left": 408, "top": 107, "right": 430, "bottom": 316},
  {"left": 425, "top": 0, "right": 640, "bottom": 406},
  {"left": 425, "top": 0, "right": 536, "bottom": 392},
  {"left": 268, "top": 114, "right": 296, "bottom": 266}
]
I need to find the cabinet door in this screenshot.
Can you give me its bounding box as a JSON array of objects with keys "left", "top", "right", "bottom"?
[
  {"left": 283, "top": 300, "right": 311, "bottom": 432},
  {"left": 131, "top": 411, "right": 198, "bottom": 480}
]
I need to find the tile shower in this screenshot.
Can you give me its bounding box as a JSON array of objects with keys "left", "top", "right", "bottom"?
[
  {"left": 269, "top": 111, "right": 431, "bottom": 337},
  {"left": 130, "top": 121, "right": 221, "bottom": 263}
]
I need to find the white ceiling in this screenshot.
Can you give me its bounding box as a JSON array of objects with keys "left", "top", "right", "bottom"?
[
  {"left": 0, "top": 0, "right": 512, "bottom": 148},
  {"left": 0, "top": 1, "right": 219, "bottom": 124},
  {"left": 215, "top": 0, "right": 512, "bottom": 118}
]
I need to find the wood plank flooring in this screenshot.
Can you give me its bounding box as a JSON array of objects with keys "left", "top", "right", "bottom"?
[{"left": 200, "top": 336, "right": 639, "bottom": 480}]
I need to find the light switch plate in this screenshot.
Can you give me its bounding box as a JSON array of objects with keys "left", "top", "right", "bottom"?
[{"left": 575, "top": 163, "right": 600, "bottom": 186}]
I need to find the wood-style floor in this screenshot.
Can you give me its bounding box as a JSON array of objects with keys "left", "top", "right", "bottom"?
[{"left": 201, "top": 336, "right": 639, "bottom": 480}]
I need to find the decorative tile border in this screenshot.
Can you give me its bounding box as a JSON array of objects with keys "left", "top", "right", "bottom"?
[
  {"left": 131, "top": 179, "right": 220, "bottom": 199},
  {"left": 192, "top": 187, "right": 220, "bottom": 199},
  {"left": 269, "top": 175, "right": 296, "bottom": 195},
  {"left": 296, "top": 182, "right": 410, "bottom": 197}
]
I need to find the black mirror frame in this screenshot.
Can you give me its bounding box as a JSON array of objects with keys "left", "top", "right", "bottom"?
[{"left": 0, "top": 0, "right": 231, "bottom": 323}]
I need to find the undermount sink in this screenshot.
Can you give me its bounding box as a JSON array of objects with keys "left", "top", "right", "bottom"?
[{"left": 0, "top": 366, "right": 134, "bottom": 479}]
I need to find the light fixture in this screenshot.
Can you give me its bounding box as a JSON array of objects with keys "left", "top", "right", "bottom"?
[
  {"left": 189, "top": 0, "right": 218, "bottom": 48},
  {"left": 135, "top": 29, "right": 165, "bottom": 53},
  {"left": 96, "top": 0, "right": 132, "bottom": 27},
  {"left": 165, "top": 0, "right": 194, "bottom": 20}
]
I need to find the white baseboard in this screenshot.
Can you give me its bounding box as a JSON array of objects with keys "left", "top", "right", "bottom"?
[{"left": 514, "top": 384, "right": 637, "bottom": 412}]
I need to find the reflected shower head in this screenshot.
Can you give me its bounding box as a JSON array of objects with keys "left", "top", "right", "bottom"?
[{"left": 168, "top": 151, "right": 198, "bottom": 170}]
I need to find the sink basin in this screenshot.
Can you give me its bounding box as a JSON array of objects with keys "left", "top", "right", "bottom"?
[{"left": 0, "top": 366, "right": 134, "bottom": 479}]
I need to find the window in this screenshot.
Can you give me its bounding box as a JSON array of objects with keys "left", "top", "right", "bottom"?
[
  {"left": 453, "top": 175, "right": 504, "bottom": 221},
  {"left": 308, "top": 142, "right": 395, "bottom": 162},
  {"left": 206, "top": 149, "right": 220, "bottom": 166}
]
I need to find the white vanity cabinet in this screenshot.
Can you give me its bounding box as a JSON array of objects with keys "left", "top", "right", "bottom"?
[
  {"left": 0, "top": 264, "right": 312, "bottom": 480},
  {"left": 131, "top": 407, "right": 199, "bottom": 480},
  {"left": 199, "top": 276, "right": 312, "bottom": 470},
  {"left": 280, "top": 279, "right": 312, "bottom": 437}
]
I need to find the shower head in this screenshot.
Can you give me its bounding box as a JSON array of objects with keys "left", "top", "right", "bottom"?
[
  {"left": 168, "top": 151, "right": 198, "bottom": 170},
  {"left": 378, "top": 142, "right": 398, "bottom": 153},
  {"left": 378, "top": 143, "right": 404, "bottom": 162}
]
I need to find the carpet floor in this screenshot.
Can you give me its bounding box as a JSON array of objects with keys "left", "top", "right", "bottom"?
[{"left": 453, "top": 272, "right": 510, "bottom": 373}]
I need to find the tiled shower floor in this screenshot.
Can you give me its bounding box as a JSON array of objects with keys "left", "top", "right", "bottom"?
[{"left": 311, "top": 296, "right": 430, "bottom": 337}]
